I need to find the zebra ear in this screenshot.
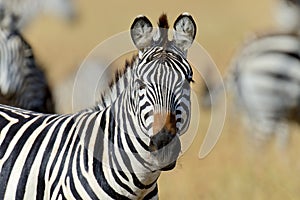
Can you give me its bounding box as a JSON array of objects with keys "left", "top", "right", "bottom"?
[
  {"left": 130, "top": 16, "right": 153, "bottom": 50},
  {"left": 173, "top": 13, "right": 196, "bottom": 52}
]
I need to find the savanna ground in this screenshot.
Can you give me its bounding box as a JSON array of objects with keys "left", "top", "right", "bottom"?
[{"left": 22, "top": 0, "right": 300, "bottom": 199}]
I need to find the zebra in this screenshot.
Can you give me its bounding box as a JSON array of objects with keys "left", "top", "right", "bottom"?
[
  {"left": 275, "top": 0, "right": 300, "bottom": 33},
  {"left": 204, "top": 31, "right": 300, "bottom": 149},
  {"left": 0, "top": 8, "right": 55, "bottom": 113},
  {"left": 0, "top": 13, "right": 196, "bottom": 199},
  {"left": 0, "top": 0, "right": 76, "bottom": 29}
]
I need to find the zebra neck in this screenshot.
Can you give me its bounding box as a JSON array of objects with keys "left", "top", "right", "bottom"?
[
  {"left": 95, "top": 58, "right": 137, "bottom": 111},
  {"left": 80, "top": 102, "right": 160, "bottom": 197}
]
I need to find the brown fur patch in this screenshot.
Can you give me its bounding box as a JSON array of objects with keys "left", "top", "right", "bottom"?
[
  {"left": 157, "top": 14, "right": 169, "bottom": 44},
  {"left": 153, "top": 112, "right": 176, "bottom": 135},
  {"left": 158, "top": 13, "right": 169, "bottom": 29}
]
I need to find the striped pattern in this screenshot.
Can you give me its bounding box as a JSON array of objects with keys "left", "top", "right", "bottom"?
[
  {"left": 0, "top": 10, "right": 54, "bottom": 113},
  {"left": 0, "top": 13, "right": 196, "bottom": 199}
]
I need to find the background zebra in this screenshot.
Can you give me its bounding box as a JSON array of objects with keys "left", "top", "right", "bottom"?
[
  {"left": 204, "top": 32, "right": 300, "bottom": 149},
  {"left": 0, "top": 13, "right": 196, "bottom": 199},
  {"left": 0, "top": 8, "right": 55, "bottom": 113},
  {"left": 202, "top": 0, "right": 300, "bottom": 149},
  {"left": 0, "top": 0, "right": 76, "bottom": 29}
]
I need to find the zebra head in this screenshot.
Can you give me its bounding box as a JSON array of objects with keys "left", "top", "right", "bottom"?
[{"left": 130, "top": 13, "right": 196, "bottom": 171}]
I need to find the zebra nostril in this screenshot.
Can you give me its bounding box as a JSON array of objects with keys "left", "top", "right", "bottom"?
[
  {"left": 149, "top": 129, "right": 181, "bottom": 171},
  {"left": 149, "top": 128, "right": 176, "bottom": 151}
]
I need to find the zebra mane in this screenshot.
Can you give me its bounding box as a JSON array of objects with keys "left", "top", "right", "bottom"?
[{"left": 93, "top": 54, "right": 138, "bottom": 111}]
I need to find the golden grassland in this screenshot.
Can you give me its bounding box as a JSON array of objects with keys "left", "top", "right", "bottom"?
[{"left": 21, "top": 0, "right": 300, "bottom": 199}]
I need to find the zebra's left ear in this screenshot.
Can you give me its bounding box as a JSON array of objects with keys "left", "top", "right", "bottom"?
[
  {"left": 130, "top": 15, "right": 153, "bottom": 50},
  {"left": 173, "top": 13, "right": 196, "bottom": 52}
]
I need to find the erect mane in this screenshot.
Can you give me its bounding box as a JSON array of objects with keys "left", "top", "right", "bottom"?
[
  {"left": 108, "top": 54, "right": 137, "bottom": 88},
  {"left": 93, "top": 54, "right": 138, "bottom": 111}
]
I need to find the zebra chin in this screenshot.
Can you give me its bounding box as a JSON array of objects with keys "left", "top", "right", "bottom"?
[{"left": 149, "top": 129, "right": 181, "bottom": 171}]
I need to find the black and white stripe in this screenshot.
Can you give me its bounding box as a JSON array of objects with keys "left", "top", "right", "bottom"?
[
  {"left": 0, "top": 13, "right": 196, "bottom": 199},
  {"left": 0, "top": 9, "right": 54, "bottom": 113}
]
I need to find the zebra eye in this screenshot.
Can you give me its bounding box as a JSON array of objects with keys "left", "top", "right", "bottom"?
[
  {"left": 139, "top": 82, "right": 147, "bottom": 89},
  {"left": 135, "top": 79, "right": 147, "bottom": 90},
  {"left": 146, "top": 54, "right": 153, "bottom": 62}
]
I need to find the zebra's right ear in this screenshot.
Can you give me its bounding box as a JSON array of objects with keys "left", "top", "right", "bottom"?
[
  {"left": 130, "top": 16, "right": 153, "bottom": 50},
  {"left": 173, "top": 13, "right": 196, "bottom": 52}
]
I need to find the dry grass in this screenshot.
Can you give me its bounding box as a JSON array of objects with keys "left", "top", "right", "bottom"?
[{"left": 20, "top": 0, "right": 300, "bottom": 199}]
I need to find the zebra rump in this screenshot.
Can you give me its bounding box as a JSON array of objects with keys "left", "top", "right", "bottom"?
[{"left": 0, "top": 8, "right": 55, "bottom": 113}]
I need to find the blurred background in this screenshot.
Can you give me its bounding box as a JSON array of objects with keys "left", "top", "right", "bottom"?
[{"left": 21, "top": 0, "right": 300, "bottom": 199}]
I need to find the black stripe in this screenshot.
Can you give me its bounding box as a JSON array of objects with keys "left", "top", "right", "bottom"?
[
  {"left": 110, "top": 162, "right": 136, "bottom": 195},
  {"left": 116, "top": 129, "right": 153, "bottom": 190},
  {"left": 265, "top": 50, "right": 300, "bottom": 60},
  {"left": 0, "top": 109, "right": 34, "bottom": 159},
  {"left": 83, "top": 113, "right": 98, "bottom": 171},
  {"left": 50, "top": 119, "right": 77, "bottom": 196},
  {"left": 74, "top": 145, "right": 98, "bottom": 200},
  {"left": 57, "top": 187, "right": 67, "bottom": 200},
  {"left": 0, "top": 115, "right": 43, "bottom": 199},
  {"left": 124, "top": 103, "right": 149, "bottom": 151},
  {"left": 48, "top": 117, "right": 74, "bottom": 179},
  {"left": 108, "top": 106, "right": 131, "bottom": 182},
  {"left": 16, "top": 116, "right": 55, "bottom": 199},
  {"left": 67, "top": 173, "right": 83, "bottom": 200},
  {"left": 143, "top": 185, "right": 158, "bottom": 200},
  {"left": 36, "top": 116, "right": 74, "bottom": 199},
  {"left": 92, "top": 109, "right": 131, "bottom": 200}
]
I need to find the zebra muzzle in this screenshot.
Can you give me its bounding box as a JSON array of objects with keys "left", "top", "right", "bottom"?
[{"left": 149, "top": 112, "right": 181, "bottom": 171}]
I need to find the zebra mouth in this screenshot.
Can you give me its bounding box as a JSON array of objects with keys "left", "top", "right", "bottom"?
[{"left": 149, "top": 132, "right": 181, "bottom": 171}]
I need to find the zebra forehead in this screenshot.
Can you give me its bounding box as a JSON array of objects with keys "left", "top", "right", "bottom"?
[{"left": 158, "top": 14, "right": 169, "bottom": 29}]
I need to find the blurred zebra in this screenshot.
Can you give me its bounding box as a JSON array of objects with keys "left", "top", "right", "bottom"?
[
  {"left": 205, "top": 32, "right": 300, "bottom": 149},
  {"left": 0, "top": 8, "right": 55, "bottom": 113},
  {"left": 0, "top": 13, "right": 196, "bottom": 199},
  {"left": 275, "top": 0, "right": 300, "bottom": 33},
  {"left": 0, "top": 0, "right": 76, "bottom": 29}
]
